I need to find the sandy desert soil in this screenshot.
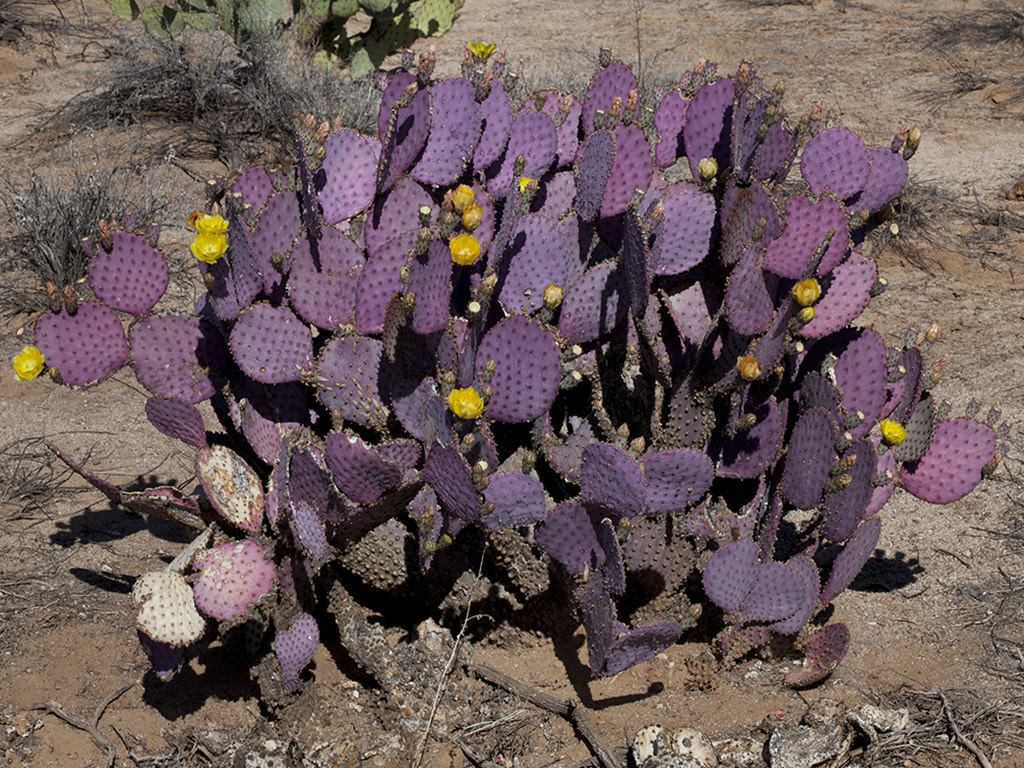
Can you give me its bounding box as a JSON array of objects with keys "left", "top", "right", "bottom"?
[{"left": 1, "top": 0, "right": 1023, "bottom": 766}]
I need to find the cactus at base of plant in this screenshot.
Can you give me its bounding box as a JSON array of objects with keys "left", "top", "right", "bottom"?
[{"left": 27, "top": 52, "right": 1006, "bottom": 712}]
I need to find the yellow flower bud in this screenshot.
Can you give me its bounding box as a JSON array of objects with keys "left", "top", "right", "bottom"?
[
  {"left": 519, "top": 177, "right": 536, "bottom": 193},
  {"left": 448, "top": 387, "right": 485, "bottom": 419},
  {"left": 462, "top": 203, "right": 483, "bottom": 232},
  {"left": 792, "top": 278, "right": 822, "bottom": 307},
  {"left": 12, "top": 345, "right": 44, "bottom": 380},
  {"left": 736, "top": 355, "right": 763, "bottom": 381},
  {"left": 191, "top": 232, "right": 228, "bottom": 264},
  {"left": 879, "top": 419, "right": 906, "bottom": 446},
  {"left": 449, "top": 233, "right": 481, "bottom": 266},
  {"left": 697, "top": 157, "right": 718, "bottom": 181},
  {"left": 452, "top": 184, "right": 475, "bottom": 213},
  {"left": 542, "top": 283, "right": 563, "bottom": 310},
  {"left": 191, "top": 212, "right": 229, "bottom": 235},
  {"left": 797, "top": 306, "right": 815, "bottom": 323},
  {"left": 906, "top": 126, "right": 921, "bottom": 152},
  {"left": 467, "top": 41, "right": 497, "bottom": 62}
]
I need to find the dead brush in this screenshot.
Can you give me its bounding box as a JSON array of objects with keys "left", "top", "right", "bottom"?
[
  {"left": 42, "top": 30, "right": 380, "bottom": 169},
  {"left": 919, "top": 1, "right": 1024, "bottom": 52},
  {"left": 0, "top": 437, "right": 85, "bottom": 520}
]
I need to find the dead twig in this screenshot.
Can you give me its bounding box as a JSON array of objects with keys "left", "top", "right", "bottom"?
[
  {"left": 411, "top": 553, "right": 485, "bottom": 768},
  {"left": 937, "top": 690, "right": 995, "bottom": 768},
  {"left": 463, "top": 661, "right": 621, "bottom": 768},
  {"left": 30, "top": 681, "right": 134, "bottom": 768}
]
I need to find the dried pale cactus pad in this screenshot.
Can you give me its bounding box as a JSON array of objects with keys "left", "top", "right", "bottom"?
[
  {"left": 132, "top": 570, "right": 205, "bottom": 647},
  {"left": 192, "top": 539, "right": 276, "bottom": 622},
  {"left": 195, "top": 444, "right": 265, "bottom": 532}
]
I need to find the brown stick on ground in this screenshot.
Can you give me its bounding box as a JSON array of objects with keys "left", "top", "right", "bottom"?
[
  {"left": 30, "top": 682, "right": 134, "bottom": 768},
  {"left": 463, "top": 661, "right": 622, "bottom": 768}
]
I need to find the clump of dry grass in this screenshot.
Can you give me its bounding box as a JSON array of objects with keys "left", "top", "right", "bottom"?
[
  {"left": 0, "top": 437, "right": 86, "bottom": 520},
  {"left": 919, "top": 1, "right": 1024, "bottom": 52},
  {"left": 43, "top": 30, "right": 380, "bottom": 169}
]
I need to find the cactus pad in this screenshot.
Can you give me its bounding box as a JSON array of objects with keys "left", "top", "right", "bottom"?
[
  {"left": 88, "top": 231, "right": 169, "bottom": 316},
  {"left": 34, "top": 303, "right": 129, "bottom": 387},
  {"left": 475, "top": 316, "right": 561, "bottom": 423},
  {"left": 900, "top": 419, "right": 995, "bottom": 504},
  {"left": 800, "top": 127, "right": 870, "bottom": 200},
  {"left": 273, "top": 612, "right": 319, "bottom": 693},
  {"left": 132, "top": 570, "right": 205, "bottom": 647},
  {"left": 319, "top": 129, "right": 380, "bottom": 224},
  {"left": 145, "top": 396, "right": 206, "bottom": 448},
  {"left": 130, "top": 313, "right": 225, "bottom": 402},
  {"left": 196, "top": 444, "right": 265, "bottom": 533},
  {"left": 192, "top": 539, "right": 275, "bottom": 621}
]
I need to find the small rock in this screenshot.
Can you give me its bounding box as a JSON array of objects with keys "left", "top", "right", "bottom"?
[{"left": 767, "top": 723, "right": 846, "bottom": 768}]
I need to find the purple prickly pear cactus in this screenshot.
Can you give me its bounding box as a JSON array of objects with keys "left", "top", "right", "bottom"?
[{"left": 30, "top": 52, "right": 1001, "bottom": 696}]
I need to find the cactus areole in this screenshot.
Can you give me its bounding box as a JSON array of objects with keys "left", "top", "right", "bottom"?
[{"left": 34, "top": 53, "right": 1003, "bottom": 696}]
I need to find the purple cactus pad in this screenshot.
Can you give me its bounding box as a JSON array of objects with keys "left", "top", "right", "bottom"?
[
  {"left": 647, "top": 183, "right": 716, "bottom": 275},
  {"left": 318, "top": 129, "right": 380, "bottom": 223},
  {"left": 780, "top": 407, "right": 837, "bottom": 509},
  {"left": 785, "top": 623, "right": 850, "bottom": 688},
  {"left": 799, "top": 251, "right": 876, "bottom": 338},
  {"left": 192, "top": 539, "right": 275, "bottom": 621},
  {"left": 35, "top": 302, "right": 129, "bottom": 387},
  {"left": 702, "top": 539, "right": 760, "bottom": 617},
  {"left": 145, "top": 397, "right": 206, "bottom": 448},
  {"left": 230, "top": 303, "right": 313, "bottom": 384},
  {"left": 601, "top": 124, "right": 653, "bottom": 217},
  {"left": 88, "top": 231, "right": 169, "bottom": 316},
  {"left": 481, "top": 471, "right": 547, "bottom": 529},
  {"left": 377, "top": 75, "right": 431, "bottom": 192},
  {"left": 324, "top": 431, "right": 401, "bottom": 505},
  {"left": 653, "top": 89, "right": 688, "bottom": 168},
  {"left": 535, "top": 500, "right": 603, "bottom": 575},
  {"left": 475, "top": 316, "right": 561, "bottom": 423},
  {"left": 900, "top": 418, "right": 996, "bottom": 504},
  {"left": 411, "top": 78, "right": 480, "bottom": 186},
  {"left": 800, "top": 127, "right": 870, "bottom": 200},
  {"left": 582, "top": 59, "right": 638, "bottom": 132},
  {"left": 642, "top": 449, "right": 714, "bottom": 513},
  {"left": 473, "top": 81, "right": 514, "bottom": 172},
  {"left": 682, "top": 77, "right": 733, "bottom": 180},
  {"left": 488, "top": 110, "right": 557, "bottom": 199},
  {"left": 129, "top": 313, "right": 225, "bottom": 402},
  {"left": 316, "top": 335, "right": 386, "bottom": 430},
  {"left": 273, "top": 612, "right": 319, "bottom": 693},
  {"left": 820, "top": 516, "right": 881, "bottom": 606},
  {"left": 422, "top": 444, "right": 480, "bottom": 522},
  {"left": 580, "top": 443, "right": 644, "bottom": 517}
]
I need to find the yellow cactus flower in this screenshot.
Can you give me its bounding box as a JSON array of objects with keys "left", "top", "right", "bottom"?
[
  {"left": 449, "top": 233, "right": 481, "bottom": 266},
  {"left": 697, "top": 157, "right": 718, "bottom": 181},
  {"left": 452, "top": 184, "right": 475, "bottom": 213},
  {"left": 467, "top": 41, "right": 497, "bottom": 62},
  {"left": 792, "top": 278, "right": 822, "bottom": 307},
  {"left": 736, "top": 355, "right": 763, "bottom": 382},
  {"left": 797, "top": 306, "right": 815, "bottom": 323},
  {"left": 519, "top": 177, "right": 536, "bottom": 194},
  {"left": 191, "top": 232, "right": 228, "bottom": 264},
  {"left": 879, "top": 419, "right": 906, "bottom": 446},
  {"left": 462, "top": 203, "right": 483, "bottom": 232},
  {"left": 191, "top": 212, "right": 229, "bottom": 235},
  {"left": 448, "top": 387, "right": 485, "bottom": 419},
  {"left": 12, "top": 345, "right": 44, "bottom": 380}
]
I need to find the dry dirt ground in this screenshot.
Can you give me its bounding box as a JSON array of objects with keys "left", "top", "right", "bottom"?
[{"left": 1, "top": 0, "right": 1024, "bottom": 766}]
